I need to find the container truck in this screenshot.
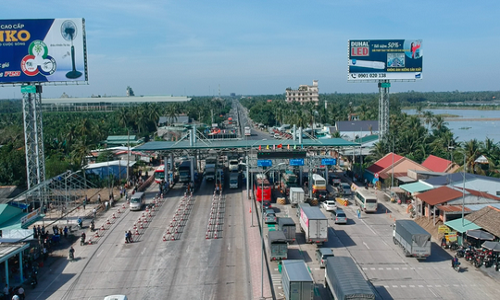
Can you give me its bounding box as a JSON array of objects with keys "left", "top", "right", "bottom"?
[
  {"left": 229, "top": 172, "right": 239, "bottom": 189},
  {"left": 325, "top": 256, "right": 375, "bottom": 300},
  {"left": 393, "top": 220, "right": 431, "bottom": 260},
  {"left": 289, "top": 187, "right": 305, "bottom": 207},
  {"left": 299, "top": 206, "right": 328, "bottom": 245},
  {"left": 281, "top": 260, "right": 314, "bottom": 300},
  {"left": 278, "top": 217, "right": 296, "bottom": 242},
  {"left": 267, "top": 231, "right": 288, "bottom": 261}
]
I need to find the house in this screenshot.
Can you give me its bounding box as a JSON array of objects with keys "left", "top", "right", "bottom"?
[
  {"left": 422, "top": 173, "right": 500, "bottom": 197},
  {"left": 333, "top": 120, "right": 379, "bottom": 141},
  {"left": 414, "top": 186, "right": 500, "bottom": 222},
  {"left": 105, "top": 135, "right": 144, "bottom": 147},
  {"left": 465, "top": 206, "right": 500, "bottom": 239},
  {"left": 421, "top": 155, "right": 458, "bottom": 173},
  {"left": 285, "top": 80, "right": 319, "bottom": 105},
  {"left": 158, "top": 115, "right": 190, "bottom": 126},
  {"left": 364, "top": 153, "right": 431, "bottom": 184}
]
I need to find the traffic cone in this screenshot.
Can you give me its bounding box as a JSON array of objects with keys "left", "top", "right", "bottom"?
[
  {"left": 95, "top": 231, "right": 99, "bottom": 238},
  {"left": 249, "top": 207, "right": 252, "bottom": 213},
  {"left": 214, "top": 232, "right": 218, "bottom": 239},
  {"left": 112, "top": 213, "right": 116, "bottom": 219},
  {"left": 163, "top": 235, "right": 167, "bottom": 242},
  {"left": 106, "top": 219, "right": 111, "bottom": 225}
]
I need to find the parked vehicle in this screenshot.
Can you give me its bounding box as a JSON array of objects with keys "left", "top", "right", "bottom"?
[
  {"left": 204, "top": 167, "right": 216, "bottom": 181},
  {"left": 393, "top": 220, "right": 431, "bottom": 260},
  {"left": 229, "top": 172, "right": 239, "bottom": 189},
  {"left": 129, "top": 192, "right": 145, "bottom": 211},
  {"left": 299, "top": 206, "right": 328, "bottom": 245},
  {"left": 178, "top": 160, "right": 192, "bottom": 183},
  {"left": 278, "top": 217, "right": 296, "bottom": 242},
  {"left": 332, "top": 208, "right": 347, "bottom": 224},
  {"left": 315, "top": 248, "right": 334, "bottom": 268},
  {"left": 325, "top": 256, "right": 375, "bottom": 300},
  {"left": 264, "top": 209, "right": 277, "bottom": 224},
  {"left": 296, "top": 203, "right": 310, "bottom": 218},
  {"left": 281, "top": 170, "right": 298, "bottom": 196},
  {"left": 268, "top": 231, "right": 288, "bottom": 261},
  {"left": 289, "top": 187, "right": 305, "bottom": 207},
  {"left": 281, "top": 260, "right": 314, "bottom": 300}
]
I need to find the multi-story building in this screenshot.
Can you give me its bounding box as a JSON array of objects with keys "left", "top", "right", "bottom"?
[{"left": 285, "top": 80, "right": 319, "bottom": 105}]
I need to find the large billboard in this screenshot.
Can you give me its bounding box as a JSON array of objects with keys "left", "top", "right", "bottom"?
[
  {"left": 0, "top": 18, "right": 87, "bottom": 84},
  {"left": 348, "top": 39, "right": 422, "bottom": 81}
]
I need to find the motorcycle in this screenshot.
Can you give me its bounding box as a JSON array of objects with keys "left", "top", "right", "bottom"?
[
  {"left": 68, "top": 250, "right": 75, "bottom": 262},
  {"left": 453, "top": 261, "right": 461, "bottom": 272},
  {"left": 90, "top": 221, "right": 95, "bottom": 232},
  {"left": 80, "top": 236, "right": 86, "bottom": 246},
  {"left": 456, "top": 246, "right": 465, "bottom": 258},
  {"left": 30, "top": 274, "right": 38, "bottom": 289},
  {"left": 77, "top": 219, "right": 83, "bottom": 229}
]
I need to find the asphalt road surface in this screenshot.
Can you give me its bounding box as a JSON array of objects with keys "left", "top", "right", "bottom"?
[{"left": 32, "top": 179, "right": 251, "bottom": 300}]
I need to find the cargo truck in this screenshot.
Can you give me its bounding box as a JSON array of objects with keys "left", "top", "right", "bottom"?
[
  {"left": 229, "top": 172, "right": 239, "bottom": 189},
  {"left": 325, "top": 256, "right": 375, "bottom": 300},
  {"left": 299, "top": 206, "right": 328, "bottom": 245},
  {"left": 281, "top": 260, "right": 314, "bottom": 300},
  {"left": 278, "top": 217, "right": 296, "bottom": 242},
  {"left": 393, "top": 220, "right": 431, "bottom": 260},
  {"left": 289, "top": 187, "right": 305, "bottom": 207},
  {"left": 244, "top": 126, "right": 251, "bottom": 136},
  {"left": 267, "top": 231, "right": 288, "bottom": 261}
]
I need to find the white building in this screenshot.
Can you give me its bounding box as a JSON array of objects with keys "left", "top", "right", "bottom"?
[{"left": 285, "top": 80, "right": 319, "bottom": 105}]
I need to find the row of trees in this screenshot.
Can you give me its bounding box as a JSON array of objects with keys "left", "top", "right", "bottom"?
[
  {"left": 239, "top": 97, "right": 499, "bottom": 178},
  {"left": 0, "top": 97, "right": 231, "bottom": 187}
]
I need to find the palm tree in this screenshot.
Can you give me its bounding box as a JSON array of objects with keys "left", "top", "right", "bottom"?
[
  {"left": 423, "top": 111, "right": 434, "bottom": 131},
  {"left": 461, "top": 139, "right": 481, "bottom": 173}
]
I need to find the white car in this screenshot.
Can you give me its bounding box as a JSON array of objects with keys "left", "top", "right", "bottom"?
[{"left": 323, "top": 200, "right": 337, "bottom": 211}]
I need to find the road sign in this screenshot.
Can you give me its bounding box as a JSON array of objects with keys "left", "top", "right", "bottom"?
[
  {"left": 21, "top": 85, "right": 36, "bottom": 93},
  {"left": 321, "top": 158, "right": 337, "bottom": 166},
  {"left": 289, "top": 159, "right": 304, "bottom": 166},
  {"left": 374, "top": 173, "right": 379, "bottom": 178},
  {"left": 257, "top": 160, "right": 272, "bottom": 167},
  {"left": 257, "top": 151, "right": 306, "bottom": 159}
]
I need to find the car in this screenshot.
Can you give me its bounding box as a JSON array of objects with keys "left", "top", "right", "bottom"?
[
  {"left": 265, "top": 208, "right": 275, "bottom": 215},
  {"left": 264, "top": 212, "right": 277, "bottom": 224},
  {"left": 322, "top": 200, "right": 336, "bottom": 211},
  {"left": 332, "top": 208, "right": 347, "bottom": 224},
  {"left": 338, "top": 183, "right": 352, "bottom": 196},
  {"left": 263, "top": 201, "right": 271, "bottom": 209},
  {"left": 315, "top": 248, "right": 334, "bottom": 268}
]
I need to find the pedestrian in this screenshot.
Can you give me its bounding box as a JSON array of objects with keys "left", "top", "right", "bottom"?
[
  {"left": 63, "top": 226, "right": 68, "bottom": 238},
  {"left": 93, "top": 208, "right": 97, "bottom": 219},
  {"left": 16, "top": 286, "right": 24, "bottom": 300},
  {"left": 83, "top": 197, "right": 86, "bottom": 210},
  {"left": 59, "top": 227, "right": 63, "bottom": 235},
  {"left": 97, "top": 193, "right": 101, "bottom": 204},
  {"left": 43, "top": 247, "right": 48, "bottom": 260},
  {"left": 33, "top": 226, "right": 37, "bottom": 239},
  {"left": 3, "top": 283, "right": 9, "bottom": 300},
  {"left": 37, "top": 225, "right": 41, "bottom": 236},
  {"left": 41, "top": 226, "right": 45, "bottom": 236}
]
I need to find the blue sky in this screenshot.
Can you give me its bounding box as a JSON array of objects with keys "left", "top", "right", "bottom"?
[{"left": 2, "top": 0, "right": 500, "bottom": 98}]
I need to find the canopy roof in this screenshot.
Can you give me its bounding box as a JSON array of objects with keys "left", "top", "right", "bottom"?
[
  {"left": 444, "top": 218, "right": 481, "bottom": 234},
  {"left": 399, "top": 181, "right": 433, "bottom": 194}
]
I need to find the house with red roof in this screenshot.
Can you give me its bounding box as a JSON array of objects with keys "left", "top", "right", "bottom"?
[
  {"left": 421, "top": 155, "right": 458, "bottom": 173},
  {"left": 414, "top": 186, "right": 500, "bottom": 222},
  {"left": 364, "top": 153, "right": 431, "bottom": 185}
]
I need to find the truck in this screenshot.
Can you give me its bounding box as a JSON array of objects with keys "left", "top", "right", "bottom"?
[
  {"left": 393, "top": 220, "right": 431, "bottom": 260},
  {"left": 281, "top": 170, "right": 298, "bottom": 196},
  {"left": 281, "top": 260, "right": 314, "bottom": 300},
  {"left": 299, "top": 206, "right": 328, "bottom": 245},
  {"left": 229, "top": 172, "right": 239, "bottom": 189},
  {"left": 228, "top": 159, "right": 239, "bottom": 172},
  {"left": 278, "top": 217, "right": 296, "bottom": 242},
  {"left": 289, "top": 187, "right": 305, "bottom": 207},
  {"left": 325, "top": 256, "right": 375, "bottom": 300},
  {"left": 204, "top": 167, "right": 216, "bottom": 181},
  {"left": 244, "top": 126, "right": 251, "bottom": 136},
  {"left": 267, "top": 231, "right": 288, "bottom": 261}
]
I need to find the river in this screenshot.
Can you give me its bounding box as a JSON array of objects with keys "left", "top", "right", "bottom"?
[{"left": 403, "top": 109, "right": 500, "bottom": 142}]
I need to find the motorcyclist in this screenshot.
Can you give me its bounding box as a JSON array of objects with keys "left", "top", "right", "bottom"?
[
  {"left": 90, "top": 220, "right": 95, "bottom": 232},
  {"left": 80, "top": 232, "right": 86, "bottom": 245},
  {"left": 77, "top": 217, "right": 83, "bottom": 229},
  {"left": 125, "top": 231, "right": 131, "bottom": 243},
  {"left": 441, "top": 236, "right": 447, "bottom": 248},
  {"left": 69, "top": 247, "right": 75, "bottom": 260},
  {"left": 452, "top": 256, "right": 459, "bottom": 268}
]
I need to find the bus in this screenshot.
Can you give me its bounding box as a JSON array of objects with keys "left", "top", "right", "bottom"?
[
  {"left": 354, "top": 188, "right": 378, "bottom": 213},
  {"left": 254, "top": 173, "right": 271, "bottom": 203},
  {"left": 154, "top": 165, "right": 166, "bottom": 184},
  {"left": 311, "top": 174, "right": 327, "bottom": 194},
  {"left": 280, "top": 170, "right": 298, "bottom": 196},
  {"left": 178, "top": 160, "right": 191, "bottom": 183}
]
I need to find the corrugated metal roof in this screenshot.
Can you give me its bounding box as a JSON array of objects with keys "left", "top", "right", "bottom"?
[
  {"left": 421, "top": 155, "right": 453, "bottom": 173},
  {"left": 354, "top": 134, "right": 379, "bottom": 144},
  {"left": 400, "top": 182, "right": 433, "bottom": 194},
  {"left": 416, "top": 186, "right": 463, "bottom": 206},
  {"left": 436, "top": 205, "right": 471, "bottom": 212},
  {"left": 444, "top": 218, "right": 481, "bottom": 233},
  {"left": 465, "top": 206, "right": 500, "bottom": 238},
  {"left": 396, "top": 176, "right": 416, "bottom": 183},
  {"left": 336, "top": 120, "right": 379, "bottom": 132},
  {"left": 134, "top": 138, "right": 359, "bottom": 151},
  {"left": 424, "top": 173, "right": 500, "bottom": 186},
  {"left": 83, "top": 160, "right": 136, "bottom": 170},
  {"left": 282, "top": 260, "right": 313, "bottom": 282}
]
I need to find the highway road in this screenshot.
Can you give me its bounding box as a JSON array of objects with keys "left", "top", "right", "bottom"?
[
  {"left": 268, "top": 189, "right": 500, "bottom": 299},
  {"left": 234, "top": 99, "right": 272, "bottom": 141},
  {"left": 32, "top": 180, "right": 251, "bottom": 300}
]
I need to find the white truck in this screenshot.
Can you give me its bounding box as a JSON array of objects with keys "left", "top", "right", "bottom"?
[
  {"left": 228, "top": 159, "right": 239, "bottom": 172},
  {"left": 229, "top": 172, "right": 239, "bottom": 189},
  {"left": 393, "top": 220, "right": 431, "bottom": 260},
  {"left": 244, "top": 126, "right": 251, "bottom": 136},
  {"left": 299, "top": 206, "right": 328, "bottom": 245},
  {"left": 289, "top": 187, "right": 305, "bottom": 207}
]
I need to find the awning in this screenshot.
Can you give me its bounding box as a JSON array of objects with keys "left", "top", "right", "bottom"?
[
  {"left": 396, "top": 176, "right": 416, "bottom": 183},
  {"left": 444, "top": 218, "right": 481, "bottom": 234},
  {"left": 482, "top": 241, "right": 500, "bottom": 252},
  {"left": 400, "top": 181, "right": 433, "bottom": 195},
  {"left": 466, "top": 229, "right": 496, "bottom": 241}
]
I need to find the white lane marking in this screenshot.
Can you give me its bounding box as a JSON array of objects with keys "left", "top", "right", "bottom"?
[
  {"left": 392, "top": 285, "right": 398, "bottom": 288},
  {"left": 435, "top": 285, "right": 441, "bottom": 287},
  {"left": 97, "top": 250, "right": 103, "bottom": 257},
  {"left": 384, "top": 285, "right": 389, "bottom": 288},
  {"left": 378, "top": 268, "right": 384, "bottom": 270},
  {"left": 386, "top": 267, "right": 392, "bottom": 270},
  {"left": 418, "top": 285, "right": 424, "bottom": 288},
  {"left": 362, "top": 267, "right": 367, "bottom": 270},
  {"left": 371, "top": 268, "right": 376, "bottom": 270},
  {"left": 401, "top": 285, "right": 407, "bottom": 288},
  {"left": 402, "top": 267, "right": 407, "bottom": 270},
  {"left": 228, "top": 242, "right": 231, "bottom": 251},
  {"left": 359, "top": 218, "right": 377, "bottom": 235},
  {"left": 363, "top": 241, "right": 370, "bottom": 249},
  {"left": 394, "top": 267, "right": 399, "bottom": 270},
  {"left": 409, "top": 285, "right": 415, "bottom": 288},
  {"left": 141, "top": 247, "right": 147, "bottom": 256}
]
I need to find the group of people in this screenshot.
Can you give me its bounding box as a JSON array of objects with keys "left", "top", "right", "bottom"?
[{"left": 3, "top": 284, "right": 25, "bottom": 300}]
